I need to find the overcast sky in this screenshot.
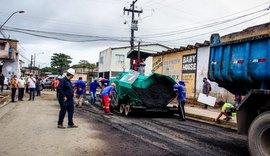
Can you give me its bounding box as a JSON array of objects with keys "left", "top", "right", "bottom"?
[{"left": 0, "top": 0, "right": 269, "bottom": 68}]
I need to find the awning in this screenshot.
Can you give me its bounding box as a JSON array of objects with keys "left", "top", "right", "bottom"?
[{"left": 127, "top": 49, "right": 153, "bottom": 60}]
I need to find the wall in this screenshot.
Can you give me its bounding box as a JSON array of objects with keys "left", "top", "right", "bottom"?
[
  {"left": 152, "top": 49, "right": 196, "bottom": 98},
  {"left": 0, "top": 39, "right": 20, "bottom": 79},
  {"left": 152, "top": 46, "right": 235, "bottom": 103},
  {"left": 98, "top": 48, "right": 112, "bottom": 74},
  {"left": 2, "top": 54, "right": 20, "bottom": 80}
]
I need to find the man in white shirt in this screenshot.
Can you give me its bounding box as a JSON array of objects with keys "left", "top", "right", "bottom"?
[
  {"left": 28, "top": 73, "right": 36, "bottom": 101},
  {"left": 17, "top": 77, "right": 25, "bottom": 101}
]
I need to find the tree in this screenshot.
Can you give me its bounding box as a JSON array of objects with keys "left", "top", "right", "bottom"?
[
  {"left": 40, "top": 67, "right": 58, "bottom": 76},
  {"left": 72, "top": 60, "right": 96, "bottom": 72},
  {"left": 51, "top": 53, "right": 72, "bottom": 75}
]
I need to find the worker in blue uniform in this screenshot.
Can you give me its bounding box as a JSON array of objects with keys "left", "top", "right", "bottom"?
[
  {"left": 90, "top": 79, "right": 101, "bottom": 104},
  {"left": 74, "top": 77, "right": 86, "bottom": 108},
  {"left": 101, "top": 83, "right": 116, "bottom": 114},
  {"left": 173, "top": 80, "right": 187, "bottom": 121}
]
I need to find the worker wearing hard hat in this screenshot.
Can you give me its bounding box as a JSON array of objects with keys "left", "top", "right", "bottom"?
[
  {"left": 173, "top": 80, "right": 187, "bottom": 121},
  {"left": 57, "top": 68, "right": 78, "bottom": 129},
  {"left": 101, "top": 83, "right": 116, "bottom": 114}
]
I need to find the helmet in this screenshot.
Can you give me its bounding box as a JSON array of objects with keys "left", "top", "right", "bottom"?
[
  {"left": 67, "top": 68, "right": 75, "bottom": 75},
  {"left": 111, "top": 83, "right": 116, "bottom": 87}
]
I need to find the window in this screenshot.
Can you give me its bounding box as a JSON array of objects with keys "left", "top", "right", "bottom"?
[
  {"left": 115, "top": 54, "right": 125, "bottom": 62},
  {"left": 0, "top": 42, "right": 6, "bottom": 50},
  {"left": 100, "top": 56, "right": 104, "bottom": 64}
]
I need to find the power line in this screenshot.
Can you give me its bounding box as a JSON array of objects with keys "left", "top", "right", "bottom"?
[
  {"left": 149, "top": 12, "right": 270, "bottom": 43},
  {"left": 138, "top": 7, "right": 269, "bottom": 38}
]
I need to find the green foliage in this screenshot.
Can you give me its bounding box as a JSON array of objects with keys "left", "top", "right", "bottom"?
[
  {"left": 40, "top": 67, "right": 58, "bottom": 76},
  {"left": 72, "top": 60, "right": 96, "bottom": 70},
  {"left": 51, "top": 53, "right": 72, "bottom": 75}
]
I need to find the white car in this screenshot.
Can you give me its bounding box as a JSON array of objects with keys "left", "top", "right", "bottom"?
[{"left": 0, "top": 77, "right": 10, "bottom": 90}]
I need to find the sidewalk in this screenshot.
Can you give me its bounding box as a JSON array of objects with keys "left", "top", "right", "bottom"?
[{"left": 184, "top": 105, "right": 237, "bottom": 130}]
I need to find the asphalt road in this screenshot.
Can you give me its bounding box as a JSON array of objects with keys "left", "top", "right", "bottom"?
[
  {"left": 80, "top": 101, "right": 249, "bottom": 156},
  {"left": 0, "top": 92, "right": 249, "bottom": 156}
]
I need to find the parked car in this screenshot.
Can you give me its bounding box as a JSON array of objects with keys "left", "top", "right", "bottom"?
[
  {"left": 0, "top": 77, "right": 10, "bottom": 90},
  {"left": 41, "top": 76, "right": 57, "bottom": 91},
  {"left": 41, "top": 75, "right": 63, "bottom": 91}
]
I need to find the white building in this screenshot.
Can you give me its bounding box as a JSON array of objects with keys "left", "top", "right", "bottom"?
[
  {"left": 98, "top": 44, "right": 171, "bottom": 79},
  {"left": 0, "top": 38, "right": 21, "bottom": 80}
]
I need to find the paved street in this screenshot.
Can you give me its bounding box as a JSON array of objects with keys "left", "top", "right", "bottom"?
[{"left": 0, "top": 92, "right": 249, "bottom": 156}]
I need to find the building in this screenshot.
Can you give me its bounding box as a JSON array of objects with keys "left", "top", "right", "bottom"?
[
  {"left": 152, "top": 41, "right": 231, "bottom": 101},
  {"left": 98, "top": 44, "right": 171, "bottom": 79},
  {"left": 72, "top": 64, "right": 98, "bottom": 82},
  {"left": 22, "top": 67, "right": 40, "bottom": 76},
  {"left": 0, "top": 38, "right": 21, "bottom": 79}
]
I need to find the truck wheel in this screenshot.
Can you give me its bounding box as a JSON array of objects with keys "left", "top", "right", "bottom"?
[
  {"left": 124, "top": 105, "right": 131, "bottom": 116},
  {"left": 110, "top": 92, "right": 118, "bottom": 108},
  {"left": 248, "top": 111, "right": 270, "bottom": 156},
  {"left": 119, "top": 104, "right": 125, "bottom": 115}
]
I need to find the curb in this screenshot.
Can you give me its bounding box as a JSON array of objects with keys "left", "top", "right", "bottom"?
[{"left": 185, "top": 112, "right": 238, "bottom": 130}]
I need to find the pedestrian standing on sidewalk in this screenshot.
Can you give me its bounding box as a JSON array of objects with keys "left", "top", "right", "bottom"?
[
  {"left": 28, "top": 73, "right": 36, "bottom": 101},
  {"left": 25, "top": 73, "right": 29, "bottom": 93},
  {"left": 0, "top": 72, "right": 5, "bottom": 92},
  {"left": 54, "top": 78, "right": 60, "bottom": 91},
  {"left": 57, "top": 68, "right": 78, "bottom": 129},
  {"left": 74, "top": 77, "right": 86, "bottom": 108},
  {"left": 173, "top": 80, "right": 187, "bottom": 121},
  {"left": 202, "top": 77, "right": 211, "bottom": 109},
  {"left": 90, "top": 79, "right": 101, "bottom": 104},
  {"left": 51, "top": 78, "right": 55, "bottom": 91},
  {"left": 17, "top": 77, "right": 25, "bottom": 101},
  {"left": 55, "top": 78, "right": 60, "bottom": 99},
  {"left": 11, "top": 75, "right": 18, "bottom": 102},
  {"left": 101, "top": 83, "right": 116, "bottom": 114},
  {"left": 35, "top": 75, "right": 41, "bottom": 96}
]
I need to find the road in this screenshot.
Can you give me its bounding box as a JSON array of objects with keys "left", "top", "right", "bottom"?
[{"left": 0, "top": 92, "right": 249, "bottom": 156}]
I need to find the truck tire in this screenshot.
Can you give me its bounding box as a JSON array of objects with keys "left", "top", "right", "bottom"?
[
  {"left": 124, "top": 105, "right": 131, "bottom": 116},
  {"left": 119, "top": 104, "right": 125, "bottom": 115},
  {"left": 248, "top": 111, "right": 270, "bottom": 156}
]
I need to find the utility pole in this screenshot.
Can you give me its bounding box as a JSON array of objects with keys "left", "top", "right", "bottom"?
[
  {"left": 123, "top": 0, "right": 143, "bottom": 69},
  {"left": 34, "top": 53, "right": 36, "bottom": 69},
  {"left": 30, "top": 55, "right": 33, "bottom": 73}
]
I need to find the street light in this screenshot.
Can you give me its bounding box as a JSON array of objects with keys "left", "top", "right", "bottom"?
[
  {"left": 34, "top": 52, "right": 44, "bottom": 68},
  {"left": 0, "top": 11, "right": 25, "bottom": 31}
]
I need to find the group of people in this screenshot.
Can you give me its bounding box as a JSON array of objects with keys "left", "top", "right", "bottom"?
[
  {"left": 10, "top": 73, "right": 41, "bottom": 102},
  {"left": 173, "top": 77, "right": 241, "bottom": 123}
]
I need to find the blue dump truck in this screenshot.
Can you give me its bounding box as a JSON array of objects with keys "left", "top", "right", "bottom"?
[{"left": 209, "top": 23, "right": 270, "bottom": 156}]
